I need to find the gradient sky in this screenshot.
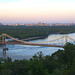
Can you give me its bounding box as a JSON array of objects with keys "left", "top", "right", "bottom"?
[{"left": 0, "top": 0, "right": 75, "bottom": 24}]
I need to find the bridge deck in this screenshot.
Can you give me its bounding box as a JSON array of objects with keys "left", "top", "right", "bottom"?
[{"left": 0, "top": 42, "right": 63, "bottom": 48}]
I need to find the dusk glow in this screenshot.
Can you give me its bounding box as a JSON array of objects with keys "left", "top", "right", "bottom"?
[{"left": 0, "top": 0, "right": 75, "bottom": 23}]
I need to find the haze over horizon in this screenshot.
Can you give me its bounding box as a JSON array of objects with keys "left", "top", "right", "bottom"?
[{"left": 0, "top": 0, "right": 75, "bottom": 24}]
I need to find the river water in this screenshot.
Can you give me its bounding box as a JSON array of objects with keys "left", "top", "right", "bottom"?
[{"left": 0, "top": 33, "right": 75, "bottom": 60}]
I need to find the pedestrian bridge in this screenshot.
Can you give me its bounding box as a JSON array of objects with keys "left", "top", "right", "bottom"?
[{"left": 0, "top": 33, "right": 75, "bottom": 51}]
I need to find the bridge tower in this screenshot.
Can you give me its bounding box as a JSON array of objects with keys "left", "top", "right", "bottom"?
[
  {"left": 65, "top": 35, "right": 68, "bottom": 44},
  {"left": 2, "top": 34, "right": 8, "bottom": 55}
]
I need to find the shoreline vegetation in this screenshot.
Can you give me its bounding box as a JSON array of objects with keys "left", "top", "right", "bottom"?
[
  {"left": 0, "top": 26, "right": 75, "bottom": 40},
  {"left": 0, "top": 43, "right": 75, "bottom": 75}
]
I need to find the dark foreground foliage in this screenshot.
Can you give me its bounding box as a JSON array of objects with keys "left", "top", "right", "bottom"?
[{"left": 0, "top": 43, "right": 75, "bottom": 75}]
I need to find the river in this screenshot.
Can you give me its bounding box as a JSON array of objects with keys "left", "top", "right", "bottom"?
[{"left": 0, "top": 33, "right": 75, "bottom": 61}]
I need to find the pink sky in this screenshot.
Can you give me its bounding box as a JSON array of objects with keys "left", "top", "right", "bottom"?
[{"left": 0, "top": 0, "right": 75, "bottom": 24}]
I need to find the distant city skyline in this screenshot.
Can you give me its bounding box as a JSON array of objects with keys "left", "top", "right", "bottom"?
[
  {"left": 0, "top": 0, "right": 75, "bottom": 24},
  {"left": 0, "top": 22, "right": 74, "bottom": 27}
]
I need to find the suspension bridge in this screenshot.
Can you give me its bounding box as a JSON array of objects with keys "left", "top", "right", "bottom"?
[{"left": 0, "top": 33, "right": 75, "bottom": 53}]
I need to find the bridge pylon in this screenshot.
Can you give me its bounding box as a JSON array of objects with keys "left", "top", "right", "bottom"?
[
  {"left": 65, "top": 35, "right": 68, "bottom": 44},
  {"left": 1, "top": 33, "right": 8, "bottom": 55}
]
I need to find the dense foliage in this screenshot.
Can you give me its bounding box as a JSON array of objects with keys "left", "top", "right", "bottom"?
[
  {"left": 0, "top": 26, "right": 75, "bottom": 39},
  {"left": 0, "top": 43, "right": 75, "bottom": 75}
]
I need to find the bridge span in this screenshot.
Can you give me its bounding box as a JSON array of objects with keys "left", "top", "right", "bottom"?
[
  {"left": 0, "top": 42, "right": 63, "bottom": 48},
  {"left": 0, "top": 33, "right": 75, "bottom": 53}
]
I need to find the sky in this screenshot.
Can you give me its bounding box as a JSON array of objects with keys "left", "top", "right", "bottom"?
[{"left": 0, "top": 0, "right": 75, "bottom": 24}]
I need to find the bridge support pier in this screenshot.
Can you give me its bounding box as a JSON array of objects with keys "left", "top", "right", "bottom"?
[
  {"left": 2, "top": 44, "right": 6, "bottom": 56},
  {"left": 3, "top": 44, "right": 7, "bottom": 51},
  {"left": 2, "top": 34, "right": 8, "bottom": 56}
]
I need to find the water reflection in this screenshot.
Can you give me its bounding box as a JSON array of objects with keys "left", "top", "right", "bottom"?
[{"left": 0, "top": 33, "right": 75, "bottom": 60}]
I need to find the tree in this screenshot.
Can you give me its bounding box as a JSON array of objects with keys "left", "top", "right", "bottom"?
[
  {"left": 29, "top": 52, "right": 49, "bottom": 75},
  {"left": 63, "top": 43, "right": 75, "bottom": 66}
]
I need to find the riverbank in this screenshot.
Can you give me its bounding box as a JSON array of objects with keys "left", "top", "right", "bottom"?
[
  {"left": 21, "top": 36, "right": 46, "bottom": 41},
  {"left": 23, "top": 32, "right": 75, "bottom": 41}
]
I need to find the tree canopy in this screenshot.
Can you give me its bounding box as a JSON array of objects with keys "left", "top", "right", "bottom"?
[{"left": 0, "top": 43, "right": 75, "bottom": 75}]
